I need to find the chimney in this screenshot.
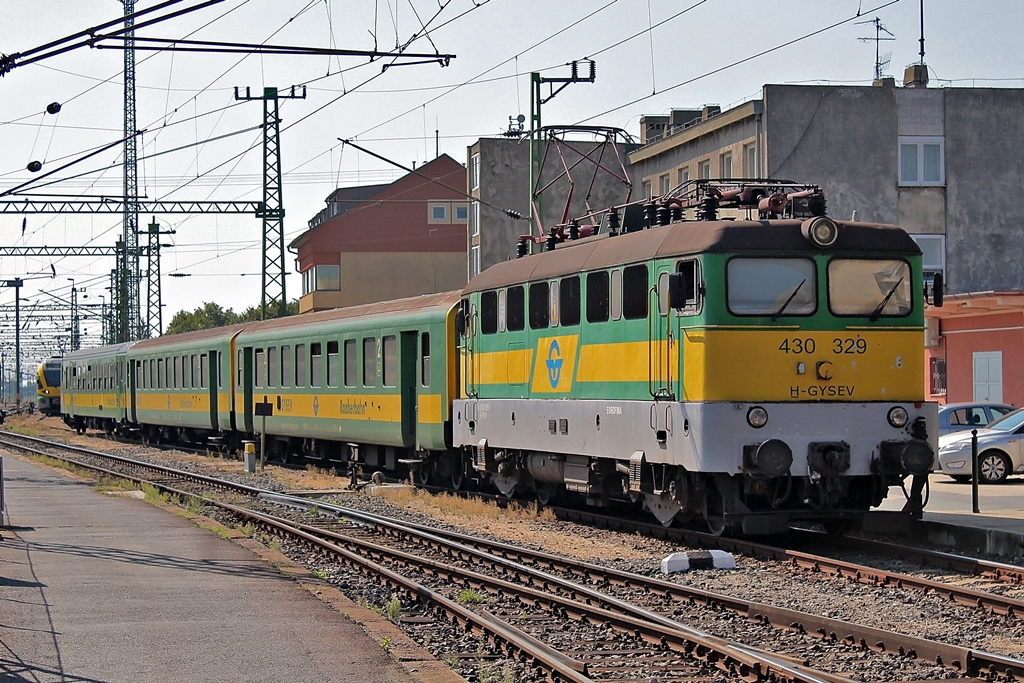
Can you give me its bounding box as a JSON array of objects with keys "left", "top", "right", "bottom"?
[
  {"left": 903, "top": 64, "right": 929, "bottom": 88},
  {"left": 701, "top": 105, "right": 721, "bottom": 121}
]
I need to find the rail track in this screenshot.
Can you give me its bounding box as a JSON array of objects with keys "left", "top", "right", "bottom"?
[{"left": 3, "top": 429, "right": 1024, "bottom": 681}]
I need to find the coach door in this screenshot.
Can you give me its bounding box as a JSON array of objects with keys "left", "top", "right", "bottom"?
[
  {"left": 240, "top": 346, "right": 254, "bottom": 434},
  {"left": 399, "top": 331, "right": 417, "bottom": 448},
  {"left": 129, "top": 358, "right": 139, "bottom": 423},
  {"left": 649, "top": 266, "right": 674, "bottom": 400},
  {"left": 207, "top": 350, "right": 219, "bottom": 431}
]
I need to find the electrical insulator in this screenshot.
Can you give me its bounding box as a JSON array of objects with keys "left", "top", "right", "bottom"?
[
  {"left": 46, "top": 102, "right": 61, "bottom": 115},
  {"left": 27, "top": 160, "right": 42, "bottom": 172}
]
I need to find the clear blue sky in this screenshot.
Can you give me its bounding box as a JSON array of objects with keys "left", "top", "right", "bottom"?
[{"left": 1, "top": 0, "right": 1021, "bottom": 364}]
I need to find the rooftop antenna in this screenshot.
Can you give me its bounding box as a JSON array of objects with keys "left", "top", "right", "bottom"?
[
  {"left": 918, "top": 0, "right": 925, "bottom": 64},
  {"left": 856, "top": 17, "right": 895, "bottom": 81}
]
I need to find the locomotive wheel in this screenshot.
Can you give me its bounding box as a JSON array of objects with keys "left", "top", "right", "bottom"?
[
  {"left": 534, "top": 482, "right": 559, "bottom": 506},
  {"left": 704, "top": 488, "right": 726, "bottom": 536},
  {"left": 414, "top": 464, "right": 431, "bottom": 487},
  {"left": 450, "top": 469, "right": 464, "bottom": 491}
]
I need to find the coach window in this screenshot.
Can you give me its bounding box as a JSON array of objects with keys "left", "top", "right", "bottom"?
[
  {"left": 586, "top": 271, "right": 609, "bottom": 323},
  {"left": 254, "top": 349, "right": 265, "bottom": 388},
  {"left": 529, "top": 281, "right": 549, "bottom": 329},
  {"left": 560, "top": 275, "right": 581, "bottom": 326},
  {"left": 610, "top": 269, "right": 623, "bottom": 320},
  {"left": 192, "top": 355, "right": 200, "bottom": 389},
  {"left": 281, "top": 346, "right": 292, "bottom": 388},
  {"left": 174, "top": 356, "right": 181, "bottom": 389},
  {"left": 344, "top": 339, "right": 356, "bottom": 387},
  {"left": 268, "top": 346, "right": 278, "bottom": 388},
  {"left": 507, "top": 285, "right": 525, "bottom": 331},
  {"left": 623, "top": 265, "right": 649, "bottom": 319},
  {"left": 363, "top": 337, "right": 377, "bottom": 387},
  {"left": 481, "top": 290, "right": 498, "bottom": 334},
  {"left": 310, "top": 343, "right": 323, "bottom": 387},
  {"left": 383, "top": 336, "right": 397, "bottom": 387},
  {"left": 327, "top": 341, "right": 339, "bottom": 388},
  {"left": 201, "top": 354, "right": 209, "bottom": 389},
  {"left": 421, "top": 332, "right": 431, "bottom": 386},
  {"left": 295, "top": 344, "right": 307, "bottom": 387},
  {"left": 727, "top": 257, "right": 816, "bottom": 316},
  {"left": 183, "top": 355, "right": 192, "bottom": 389},
  {"left": 236, "top": 349, "right": 243, "bottom": 388},
  {"left": 148, "top": 359, "right": 154, "bottom": 389},
  {"left": 157, "top": 359, "right": 165, "bottom": 389}
]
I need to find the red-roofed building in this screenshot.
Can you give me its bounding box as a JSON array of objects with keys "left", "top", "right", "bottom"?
[{"left": 290, "top": 155, "right": 468, "bottom": 312}]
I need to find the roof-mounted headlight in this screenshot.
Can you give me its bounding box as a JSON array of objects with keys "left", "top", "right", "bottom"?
[{"left": 801, "top": 216, "right": 838, "bottom": 248}]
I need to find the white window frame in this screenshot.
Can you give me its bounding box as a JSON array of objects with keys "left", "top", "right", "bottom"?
[
  {"left": 910, "top": 234, "right": 945, "bottom": 284},
  {"left": 454, "top": 203, "right": 468, "bottom": 222},
  {"left": 470, "top": 245, "right": 480, "bottom": 278},
  {"left": 659, "top": 174, "right": 671, "bottom": 196},
  {"left": 899, "top": 136, "right": 945, "bottom": 186},
  {"left": 678, "top": 167, "right": 689, "bottom": 185},
  {"left": 471, "top": 200, "right": 480, "bottom": 237},
  {"left": 698, "top": 159, "right": 711, "bottom": 179},
  {"left": 744, "top": 143, "right": 757, "bottom": 177},
  {"left": 470, "top": 153, "right": 480, "bottom": 190},
  {"left": 720, "top": 152, "right": 732, "bottom": 179},
  {"left": 429, "top": 203, "right": 448, "bottom": 223}
]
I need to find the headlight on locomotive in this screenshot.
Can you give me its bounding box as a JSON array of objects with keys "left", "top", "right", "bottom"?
[
  {"left": 887, "top": 406, "right": 909, "bottom": 428},
  {"left": 801, "top": 216, "right": 839, "bottom": 248},
  {"left": 746, "top": 406, "right": 768, "bottom": 428}
]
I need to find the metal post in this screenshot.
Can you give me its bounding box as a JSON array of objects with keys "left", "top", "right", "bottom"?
[
  {"left": 971, "top": 429, "right": 980, "bottom": 513},
  {"left": 14, "top": 280, "right": 21, "bottom": 409}
]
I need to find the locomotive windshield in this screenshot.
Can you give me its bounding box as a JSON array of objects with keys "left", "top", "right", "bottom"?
[
  {"left": 828, "top": 259, "right": 912, "bottom": 317},
  {"left": 727, "top": 257, "right": 816, "bottom": 316}
]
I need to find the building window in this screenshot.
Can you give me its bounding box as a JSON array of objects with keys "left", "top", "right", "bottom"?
[
  {"left": 911, "top": 234, "right": 945, "bottom": 284},
  {"left": 720, "top": 152, "right": 732, "bottom": 179},
  {"left": 659, "top": 174, "right": 671, "bottom": 196},
  {"left": 430, "top": 204, "right": 448, "bottom": 222},
  {"left": 930, "top": 357, "right": 946, "bottom": 396},
  {"left": 899, "top": 136, "right": 944, "bottom": 186},
  {"left": 454, "top": 203, "right": 468, "bottom": 222},
  {"left": 678, "top": 167, "right": 689, "bottom": 185},
  {"left": 698, "top": 159, "right": 711, "bottom": 179},
  {"left": 471, "top": 200, "right": 480, "bottom": 237},
  {"left": 642, "top": 180, "right": 652, "bottom": 198},
  {"left": 470, "top": 153, "right": 480, "bottom": 190},
  {"left": 744, "top": 143, "right": 757, "bottom": 177},
  {"left": 930, "top": 356, "right": 947, "bottom": 396},
  {"left": 470, "top": 245, "right": 480, "bottom": 278},
  {"left": 314, "top": 264, "right": 340, "bottom": 291}
]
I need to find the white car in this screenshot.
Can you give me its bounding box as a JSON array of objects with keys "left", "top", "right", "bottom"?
[{"left": 937, "top": 407, "right": 1024, "bottom": 483}]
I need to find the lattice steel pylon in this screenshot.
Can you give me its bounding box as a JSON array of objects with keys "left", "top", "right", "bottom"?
[
  {"left": 145, "top": 218, "right": 175, "bottom": 337},
  {"left": 235, "top": 85, "right": 305, "bottom": 319},
  {"left": 119, "top": 0, "right": 142, "bottom": 342}
]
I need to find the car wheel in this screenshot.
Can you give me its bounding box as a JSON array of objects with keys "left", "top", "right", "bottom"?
[{"left": 978, "top": 450, "right": 1011, "bottom": 484}]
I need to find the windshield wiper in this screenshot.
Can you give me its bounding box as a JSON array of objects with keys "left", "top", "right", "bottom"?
[
  {"left": 771, "top": 279, "right": 807, "bottom": 321},
  {"left": 869, "top": 276, "right": 905, "bottom": 321}
]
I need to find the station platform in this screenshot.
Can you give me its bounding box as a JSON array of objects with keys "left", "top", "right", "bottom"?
[
  {"left": 875, "top": 479, "right": 1024, "bottom": 562},
  {"left": 0, "top": 454, "right": 463, "bottom": 683}
]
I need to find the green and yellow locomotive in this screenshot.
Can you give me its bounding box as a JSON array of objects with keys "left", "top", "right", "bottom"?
[{"left": 452, "top": 182, "right": 939, "bottom": 533}]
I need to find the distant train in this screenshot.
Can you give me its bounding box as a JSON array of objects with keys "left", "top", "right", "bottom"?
[
  {"left": 61, "top": 180, "right": 942, "bottom": 534},
  {"left": 37, "top": 357, "right": 62, "bottom": 416}
]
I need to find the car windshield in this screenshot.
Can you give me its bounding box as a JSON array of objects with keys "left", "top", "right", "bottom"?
[{"left": 984, "top": 409, "right": 1024, "bottom": 432}]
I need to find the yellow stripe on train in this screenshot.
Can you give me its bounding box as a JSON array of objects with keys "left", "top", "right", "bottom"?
[{"left": 682, "top": 328, "right": 924, "bottom": 402}]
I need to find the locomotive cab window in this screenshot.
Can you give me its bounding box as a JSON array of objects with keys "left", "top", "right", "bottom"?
[
  {"left": 670, "top": 259, "right": 702, "bottom": 314},
  {"left": 828, "top": 258, "right": 912, "bottom": 317},
  {"left": 727, "top": 257, "right": 816, "bottom": 317}
]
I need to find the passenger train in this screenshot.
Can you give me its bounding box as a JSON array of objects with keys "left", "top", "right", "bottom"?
[{"left": 60, "top": 180, "right": 942, "bottom": 534}]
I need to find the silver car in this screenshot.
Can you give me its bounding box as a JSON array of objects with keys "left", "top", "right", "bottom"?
[
  {"left": 937, "top": 407, "right": 1024, "bottom": 483},
  {"left": 937, "top": 402, "right": 1015, "bottom": 436}
]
